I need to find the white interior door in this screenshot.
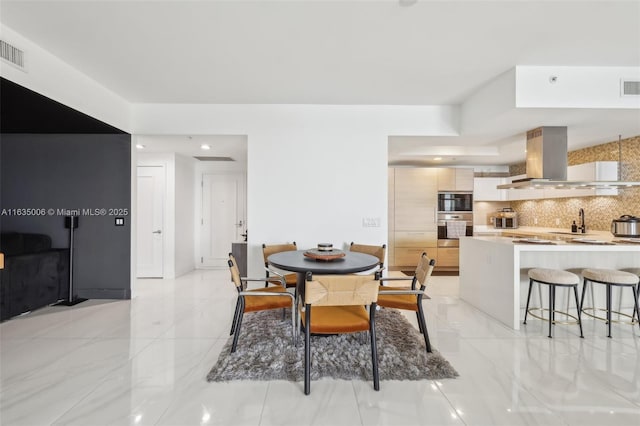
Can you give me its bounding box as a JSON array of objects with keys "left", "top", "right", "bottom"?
[
  {"left": 201, "top": 173, "right": 245, "bottom": 268},
  {"left": 137, "top": 166, "right": 165, "bottom": 277}
]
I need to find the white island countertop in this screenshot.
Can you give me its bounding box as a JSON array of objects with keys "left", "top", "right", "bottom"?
[{"left": 459, "top": 236, "right": 640, "bottom": 330}]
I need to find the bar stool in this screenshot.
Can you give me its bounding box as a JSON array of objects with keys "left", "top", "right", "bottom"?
[
  {"left": 524, "top": 268, "right": 583, "bottom": 338},
  {"left": 580, "top": 268, "right": 640, "bottom": 338}
]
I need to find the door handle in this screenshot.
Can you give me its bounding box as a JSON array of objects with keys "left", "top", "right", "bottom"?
[{"left": 152, "top": 230, "right": 162, "bottom": 234}]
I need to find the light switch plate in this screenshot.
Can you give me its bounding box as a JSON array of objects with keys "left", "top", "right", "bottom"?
[{"left": 362, "top": 217, "right": 381, "bottom": 227}]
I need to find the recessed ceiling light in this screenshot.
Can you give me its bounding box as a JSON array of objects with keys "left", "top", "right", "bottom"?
[
  {"left": 135, "top": 144, "right": 145, "bottom": 149},
  {"left": 201, "top": 144, "right": 211, "bottom": 150},
  {"left": 434, "top": 157, "right": 442, "bottom": 161}
]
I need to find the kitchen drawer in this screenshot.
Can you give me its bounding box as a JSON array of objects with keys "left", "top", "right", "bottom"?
[
  {"left": 395, "top": 231, "right": 437, "bottom": 247},
  {"left": 437, "top": 247, "right": 459, "bottom": 267},
  {"left": 395, "top": 247, "right": 437, "bottom": 267}
]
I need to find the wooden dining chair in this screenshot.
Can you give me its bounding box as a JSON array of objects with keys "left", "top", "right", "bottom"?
[
  {"left": 300, "top": 273, "right": 381, "bottom": 395},
  {"left": 262, "top": 242, "right": 298, "bottom": 288},
  {"left": 349, "top": 242, "right": 386, "bottom": 275},
  {"left": 377, "top": 252, "right": 435, "bottom": 353},
  {"left": 227, "top": 253, "right": 296, "bottom": 352}
]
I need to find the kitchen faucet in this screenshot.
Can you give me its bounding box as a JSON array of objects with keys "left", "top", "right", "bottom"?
[{"left": 578, "top": 208, "right": 586, "bottom": 233}]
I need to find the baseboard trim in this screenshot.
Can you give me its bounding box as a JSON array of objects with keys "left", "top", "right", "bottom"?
[{"left": 77, "top": 288, "right": 131, "bottom": 300}]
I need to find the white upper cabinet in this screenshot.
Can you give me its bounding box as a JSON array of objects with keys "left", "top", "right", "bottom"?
[
  {"left": 473, "top": 177, "right": 507, "bottom": 201},
  {"left": 567, "top": 161, "right": 618, "bottom": 196}
]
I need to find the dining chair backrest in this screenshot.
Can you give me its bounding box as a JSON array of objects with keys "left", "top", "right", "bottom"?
[
  {"left": 228, "top": 254, "right": 242, "bottom": 289},
  {"left": 304, "top": 273, "right": 379, "bottom": 306},
  {"left": 262, "top": 242, "right": 297, "bottom": 265},
  {"left": 413, "top": 252, "right": 436, "bottom": 290},
  {"left": 349, "top": 242, "right": 386, "bottom": 268}
]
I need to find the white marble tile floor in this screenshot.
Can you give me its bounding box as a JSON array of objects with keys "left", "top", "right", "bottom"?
[{"left": 1, "top": 269, "right": 639, "bottom": 425}]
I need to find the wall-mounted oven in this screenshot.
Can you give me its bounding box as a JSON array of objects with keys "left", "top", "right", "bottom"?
[
  {"left": 437, "top": 212, "right": 474, "bottom": 240},
  {"left": 437, "top": 192, "right": 473, "bottom": 213}
]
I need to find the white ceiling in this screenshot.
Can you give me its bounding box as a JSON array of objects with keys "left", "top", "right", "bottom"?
[{"left": 2, "top": 0, "right": 640, "bottom": 166}]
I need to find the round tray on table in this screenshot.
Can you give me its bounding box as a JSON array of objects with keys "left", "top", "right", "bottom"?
[{"left": 303, "top": 248, "right": 346, "bottom": 261}]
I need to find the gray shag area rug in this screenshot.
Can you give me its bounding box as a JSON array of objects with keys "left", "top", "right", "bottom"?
[{"left": 207, "top": 308, "right": 458, "bottom": 382}]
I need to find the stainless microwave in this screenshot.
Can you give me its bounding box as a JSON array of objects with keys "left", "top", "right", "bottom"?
[{"left": 437, "top": 192, "right": 473, "bottom": 213}]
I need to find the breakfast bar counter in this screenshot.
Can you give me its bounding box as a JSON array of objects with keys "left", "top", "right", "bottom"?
[{"left": 459, "top": 236, "right": 640, "bottom": 330}]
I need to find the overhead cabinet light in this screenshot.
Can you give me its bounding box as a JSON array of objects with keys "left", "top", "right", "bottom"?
[
  {"left": 498, "top": 126, "right": 640, "bottom": 189},
  {"left": 497, "top": 179, "right": 638, "bottom": 190}
]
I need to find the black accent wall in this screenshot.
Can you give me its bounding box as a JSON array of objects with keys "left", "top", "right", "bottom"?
[{"left": 0, "top": 78, "right": 131, "bottom": 299}]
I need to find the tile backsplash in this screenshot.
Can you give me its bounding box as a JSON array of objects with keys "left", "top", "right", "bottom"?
[{"left": 509, "top": 135, "right": 640, "bottom": 231}]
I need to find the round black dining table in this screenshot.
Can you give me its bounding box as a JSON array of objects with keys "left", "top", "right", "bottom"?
[{"left": 267, "top": 249, "right": 380, "bottom": 298}]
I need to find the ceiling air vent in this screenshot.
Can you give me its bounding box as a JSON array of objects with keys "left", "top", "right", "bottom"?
[
  {"left": 622, "top": 79, "right": 640, "bottom": 96},
  {"left": 0, "top": 40, "right": 25, "bottom": 70},
  {"left": 193, "top": 156, "right": 235, "bottom": 162}
]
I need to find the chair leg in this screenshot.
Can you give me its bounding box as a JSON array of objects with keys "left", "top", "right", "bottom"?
[
  {"left": 304, "top": 305, "right": 311, "bottom": 395},
  {"left": 573, "top": 285, "right": 584, "bottom": 338},
  {"left": 524, "top": 279, "right": 534, "bottom": 324},
  {"left": 580, "top": 279, "right": 588, "bottom": 317},
  {"left": 230, "top": 298, "right": 241, "bottom": 336},
  {"left": 416, "top": 312, "right": 424, "bottom": 334},
  {"left": 369, "top": 305, "right": 379, "bottom": 391},
  {"left": 549, "top": 284, "right": 556, "bottom": 338},
  {"left": 417, "top": 304, "right": 432, "bottom": 353},
  {"left": 231, "top": 306, "right": 244, "bottom": 353},
  {"left": 607, "top": 283, "right": 612, "bottom": 338},
  {"left": 632, "top": 285, "right": 640, "bottom": 332}
]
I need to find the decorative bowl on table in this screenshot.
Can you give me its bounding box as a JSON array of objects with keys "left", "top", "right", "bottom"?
[{"left": 304, "top": 244, "right": 345, "bottom": 261}]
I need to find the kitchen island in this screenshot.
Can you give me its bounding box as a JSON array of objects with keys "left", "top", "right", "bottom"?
[{"left": 459, "top": 235, "right": 640, "bottom": 330}]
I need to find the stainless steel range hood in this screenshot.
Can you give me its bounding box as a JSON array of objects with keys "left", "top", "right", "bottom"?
[{"left": 498, "top": 126, "right": 640, "bottom": 189}]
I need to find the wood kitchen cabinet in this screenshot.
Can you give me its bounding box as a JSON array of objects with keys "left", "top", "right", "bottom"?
[
  {"left": 436, "top": 247, "right": 459, "bottom": 267},
  {"left": 390, "top": 168, "right": 438, "bottom": 268},
  {"left": 436, "top": 168, "right": 474, "bottom": 191}
]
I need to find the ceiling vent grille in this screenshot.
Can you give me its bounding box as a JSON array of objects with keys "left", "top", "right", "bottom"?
[
  {"left": 0, "top": 40, "right": 25, "bottom": 70},
  {"left": 193, "top": 156, "right": 235, "bottom": 162},
  {"left": 622, "top": 79, "right": 640, "bottom": 96}
]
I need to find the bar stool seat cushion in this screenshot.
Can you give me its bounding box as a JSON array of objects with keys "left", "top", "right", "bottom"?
[
  {"left": 621, "top": 268, "right": 640, "bottom": 277},
  {"left": 528, "top": 268, "right": 579, "bottom": 285},
  {"left": 582, "top": 268, "right": 640, "bottom": 285}
]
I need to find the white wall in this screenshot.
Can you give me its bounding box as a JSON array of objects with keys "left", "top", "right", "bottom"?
[
  {"left": 0, "top": 25, "right": 131, "bottom": 132},
  {"left": 132, "top": 104, "right": 459, "bottom": 276},
  {"left": 174, "top": 153, "right": 196, "bottom": 277}
]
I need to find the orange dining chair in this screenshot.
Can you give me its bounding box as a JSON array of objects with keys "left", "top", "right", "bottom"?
[
  {"left": 300, "top": 273, "right": 381, "bottom": 395},
  {"left": 262, "top": 242, "right": 298, "bottom": 288},
  {"left": 377, "top": 252, "right": 435, "bottom": 353},
  {"left": 349, "top": 242, "right": 386, "bottom": 275},
  {"left": 228, "top": 253, "right": 295, "bottom": 352}
]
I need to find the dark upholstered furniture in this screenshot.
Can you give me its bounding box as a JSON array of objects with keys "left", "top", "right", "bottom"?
[{"left": 0, "top": 233, "right": 69, "bottom": 321}]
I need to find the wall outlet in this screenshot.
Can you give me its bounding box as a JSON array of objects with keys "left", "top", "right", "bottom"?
[
  {"left": 555, "top": 218, "right": 560, "bottom": 225},
  {"left": 534, "top": 217, "right": 538, "bottom": 225}
]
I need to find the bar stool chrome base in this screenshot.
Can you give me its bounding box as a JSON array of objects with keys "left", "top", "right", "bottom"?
[
  {"left": 581, "top": 307, "right": 638, "bottom": 324},
  {"left": 526, "top": 307, "right": 580, "bottom": 325}
]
